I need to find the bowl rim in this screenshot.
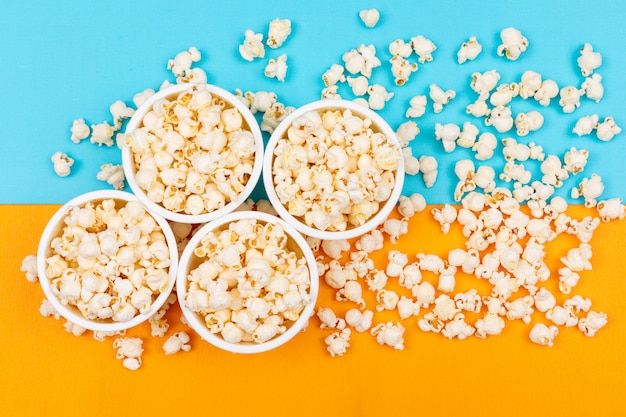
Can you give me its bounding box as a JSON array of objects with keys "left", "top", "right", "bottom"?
[
  {"left": 262, "top": 99, "right": 405, "bottom": 240},
  {"left": 121, "top": 82, "right": 264, "bottom": 224},
  {"left": 176, "top": 210, "right": 319, "bottom": 354},
  {"left": 36, "top": 189, "right": 179, "bottom": 332}
]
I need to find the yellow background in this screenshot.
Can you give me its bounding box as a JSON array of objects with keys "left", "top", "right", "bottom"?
[{"left": 1, "top": 204, "right": 624, "bottom": 417}]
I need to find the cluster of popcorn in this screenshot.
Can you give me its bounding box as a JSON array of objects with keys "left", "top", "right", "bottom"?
[
  {"left": 270, "top": 108, "right": 401, "bottom": 232},
  {"left": 27, "top": 7, "right": 624, "bottom": 368},
  {"left": 124, "top": 84, "right": 257, "bottom": 215},
  {"left": 315, "top": 184, "right": 620, "bottom": 355},
  {"left": 184, "top": 217, "right": 312, "bottom": 344},
  {"left": 43, "top": 198, "right": 172, "bottom": 323},
  {"left": 239, "top": 18, "right": 292, "bottom": 82}
]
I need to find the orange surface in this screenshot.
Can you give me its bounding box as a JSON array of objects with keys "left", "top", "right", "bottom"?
[{"left": 1, "top": 203, "right": 625, "bottom": 417}]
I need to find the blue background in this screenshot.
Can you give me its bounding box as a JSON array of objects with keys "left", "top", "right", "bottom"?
[{"left": 1, "top": 0, "right": 624, "bottom": 204}]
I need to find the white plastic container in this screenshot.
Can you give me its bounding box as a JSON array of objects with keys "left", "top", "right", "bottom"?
[
  {"left": 263, "top": 99, "right": 404, "bottom": 240},
  {"left": 37, "top": 190, "right": 178, "bottom": 332},
  {"left": 177, "top": 210, "right": 319, "bottom": 354},
  {"left": 122, "top": 83, "right": 264, "bottom": 224}
]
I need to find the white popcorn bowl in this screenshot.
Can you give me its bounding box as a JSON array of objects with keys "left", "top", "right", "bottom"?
[
  {"left": 122, "top": 82, "right": 264, "bottom": 224},
  {"left": 263, "top": 99, "right": 405, "bottom": 240},
  {"left": 37, "top": 190, "right": 179, "bottom": 333},
  {"left": 176, "top": 210, "right": 319, "bottom": 354}
]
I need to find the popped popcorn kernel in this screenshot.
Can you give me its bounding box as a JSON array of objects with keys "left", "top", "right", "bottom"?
[
  {"left": 359, "top": 9, "right": 380, "bottom": 28},
  {"left": 51, "top": 151, "right": 74, "bottom": 177}
]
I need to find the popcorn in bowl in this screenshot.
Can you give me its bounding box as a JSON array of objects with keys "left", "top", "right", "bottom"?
[
  {"left": 121, "top": 82, "right": 264, "bottom": 224},
  {"left": 262, "top": 99, "right": 405, "bottom": 240},
  {"left": 176, "top": 210, "right": 319, "bottom": 354},
  {"left": 36, "top": 190, "right": 178, "bottom": 332}
]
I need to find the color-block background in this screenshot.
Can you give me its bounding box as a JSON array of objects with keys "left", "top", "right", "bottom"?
[{"left": 1, "top": 1, "right": 625, "bottom": 416}]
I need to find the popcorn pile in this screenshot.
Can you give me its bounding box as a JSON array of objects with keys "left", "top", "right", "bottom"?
[
  {"left": 43, "top": 198, "right": 172, "bottom": 323},
  {"left": 125, "top": 84, "right": 258, "bottom": 216},
  {"left": 26, "top": 8, "right": 624, "bottom": 368},
  {"left": 270, "top": 107, "right": 401, "bottom": 232}
]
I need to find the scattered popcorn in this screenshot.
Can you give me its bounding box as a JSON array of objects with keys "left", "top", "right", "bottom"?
[
  {"left": 185, "top": 217, "right": 312, "bottom": 344},
  {"left": 317, "top": 307, "right": 346, "bottom": 330},
  {"left": 577, "top": 43, "right": 602, "bottom": 77},
  {"left": 572, "top": 114, "right": 599, "bottom": 136},
  {"left": 162, "top": 331, "right": 191, "bottom": 355},
  {"left": 558, "top": 86, "right": 582, "bottom": 113},
  {"left": 490, "top": 83, "right": 519, "bottom": 107},
  {"left": 342, "top": 44, "right": 381, "bottom": 78},
  {"left": 434, "top": 123, "right": 460, "bottom": 153},
  {"left": 410, "top": 35, "right": 437, "bottom": 63},
  {"left": 239, "top": 30, "right": 265, "bottom": 61},
  {"left": 325, "top": 328, "right": 351, "bottom": 357},
  {"left": 96, "top": 163, "right": 125, "bottom": 190},
  {"left": 63, "top": 320, "right": 87, "bottom": 337},
  {"left": 113, "top": 337, "right": 144, "bottom": 370},
  {"left": 529, "top": 323, "right": 558, "bottom": 347},
  {"left": 470, "top": 69, "right": 501, "bottom": 100},
  {"left": 429, "top": 83, "right": 455, "bottom": 113},
  {"left": 514, "top": 111, "right": 544, "bottom": 136},
  {"left": 466, "top": 98, "right": 490, "bottom": 118},
  {"left": 472, "top": 133, "right": 498, "bottom": 161},
  {"left": 90, "top": 121, "right": 116, "bottom": 147},
  {"left": 533, "top": 79, "right": 559, "bottom": 106},
  {"left": 70, "top": 118, "right": 90, "bottom": 144},
  {"left": 51, "top": 151, "right": 74, "bottom": 177},
  {"left": 167, "top": 47, "right": 201, "bottom": 77},
  {"left": 571, "top": 174, "right": 604, "bottom": 207},
  {"left": 595, "top": 117, "right": 621, "bottom": 141},
  {"left": 345, "top": 308, "right": 374, "bottom": 332},
  {"left": 371, "top": 321, "right": 405, "bottom": 350},
  {"left": 485, "top": 105, "right": 513, "bottom": 133},
  {"left": 359, "top": 9, "right": 380, "bottom": 28},
  {"left": 388, "top": 39, "right": 413, "bottom": 58},
  {"left": 496, "top": 27, "right": 528, "bottom": 60},
  {"left": 389, "top": 54, "right": 418, "bottom": 86},
  {"left": 397, "top": 193, "right": 426, "bottom": 218},
  {"left": 322, "top": 64, "right": 346, "bottom": 87},
  {"left": 475, "top": 313, "right": 505, "bottom": 338},
  {"left": 402, "top": 148, "right": 420, "bottom": 176},
  {"left": 419, "top": 155, "right": 438, "bottom": 187},
  {"left": 581, "top": 73, "right": 604, "bottom": 103},
  {"left": 578, "top": 311, "right": 608, "bottom": 337},
  {"left": 20, "top": 254, "right": 38, "bottom": 282},
  {"left": 132, "top": 88, "right": 155, "bottom": 108},
  {"left": 264, "top": 53, "right": 288, "bottom": 82},
  {"left": 109, "top": 100, "right": 135, "bottom": 130},
  {"left": 39, "top": 299, "right": 61, "bottom": 319},
  {"left": 405, "top": 95, "right": 427, "bottom": 118},
  {"left": 518, "top": 70, "right": 542, "bottom": 99},
  {"left": 596, "top": 198, "right": 625, "bottom": 222},
  {"left": 457, "top": 36, "right": 482, "bottom": 64},
  {"left": 261, "top": 101, "right": 295, "bottom": 134},
  {"left": 266, "top": 18, "right": 291, "bottom": 49},
  {"left": 396, "top": 121, "right": 420, "bottom": 147},
  {"left": 367, "top": 83, "right": 394, "bottom": 110}
]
